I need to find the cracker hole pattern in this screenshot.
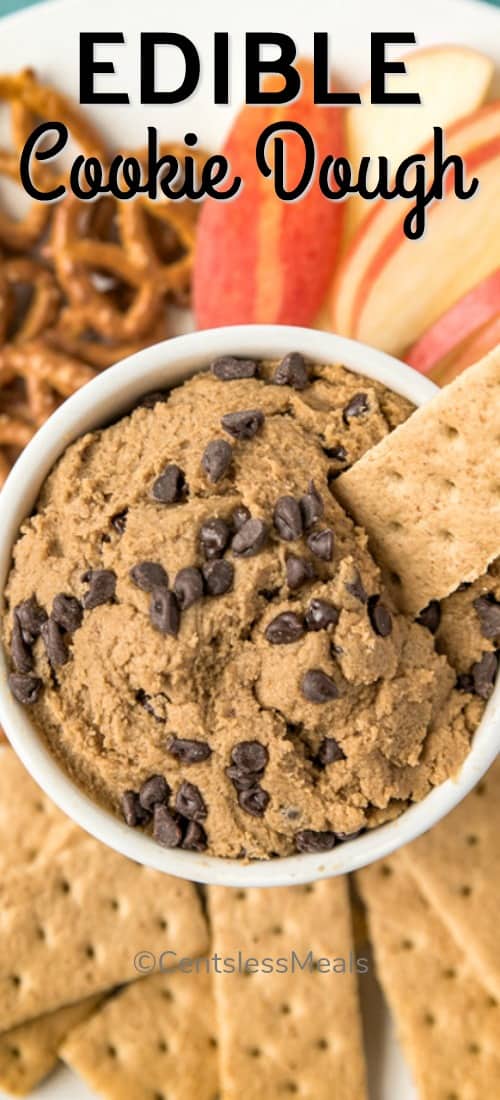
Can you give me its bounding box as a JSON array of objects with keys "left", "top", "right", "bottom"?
[
  {"left": 107, "top": 1044, "right": 117, "bottom": 1059},
  {"left": 459, "top": 885, "right": 472, "bottom": 898},
  {"left": 424, "top": 1012, "right": 436, "bottom": 1027},
  {"left": 10, "top": 975, "right": 21, "bottom": 990},
  {"left": 401, "top": 939, "right": 414, "bottom": 951},
  {"left": 158, "top": 1039, "right": 168, "bottom": 1054}
]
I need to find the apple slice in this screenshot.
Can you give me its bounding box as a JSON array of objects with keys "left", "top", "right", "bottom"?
[
  {"left": 331, "top": 103, "right": 500, "bottom": 354},
  {"left": 429, "top": 312, "right": 500, "bottom": 386},
  {"left": 405, "top": 268, "right": 500, "bottom": 374},
  {"left": 345, "top": 45, "right": 493, "bottom": 240}
]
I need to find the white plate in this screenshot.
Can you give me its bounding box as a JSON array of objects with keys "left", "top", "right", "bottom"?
[{"left": 0, "top": 0, "right": 499, "bottom": 1097}]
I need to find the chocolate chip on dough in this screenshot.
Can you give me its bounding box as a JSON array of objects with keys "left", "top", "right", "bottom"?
[
  {"left": 167, "top": 737, "right": 212, "bottom": 764},
  {"left": 305, "top": 599, "right": 339, "bottom": 632},
  {"left": 15, "top": 596, "right": 47, "bottom": 643},
  {"left": 343, "top": 392, "right": 370, "bottom": 424},
  {"left": 175, "top": 781, "right": 207, "bottom": 821},
  {"left": 201, "top": 438, "right": 233, "bottom": 483},
  {"left": 111, "top": 510, "right": 128, "bottom": 534},
  {"left": 416, "top": 600, "right": 441, "bottom": 634},
  {"left": 136, "top": 390, "right": 169, "bottom": 409},
  {"left": 11, "top": 615, "right": 33, "bottom": 674},
  {"left": 221, "top": 409, "right": 264, "bottom": 440},
  {"left": 301, "top": 669, "right": 339, "bottom": 703},
  {"left": 211, "top": 356, "right": 258, "bottom": 381},
  {"left": 286, "top": 555, "right": 315, "bottom": 591},
  {"left": 300, "top": 481, "right": 324, "bottom": 529},
  {"left": 232, "top": 505, "right": 251, "bottom": 530},
  {"left": 130, "top": 562, "right": 169, "bottom": 592},
  {"left": 317, "top": 738, "right": 346, "bottom": 766},
  {"left": 231, "top": 741, "right": 269, "bottom": 773},
  {"left": 52, "top": 594, "right": 83, "bottom": 633},
  {"left": 307, "top": 529, "right": 334, "bottom": 561},
  {"left": 41, "top": 618, "right": 69, "bottom": 667},
  {"left": 139, "top": 774, "right": 170, "bottom": 812},
  {"left": 150, "top": 588, "right": 180, "bottom": 637},
  {"left": 274, "top": 496, "right": 303, "bottom": 541},
  {"left": 238, "top": 786, "right": 270, "bottom": 817},
  {"left": 232, "top": 518, "right": 267, "bottom": 558},
  {"left": 8, "top": 672, "right": 42, "bottom": 705},
  {"left": 473, "top": 595, "right": 500, "bottom": 640},
  {"left": 295, "top": 829, "right": 336, "bottom": 853},
  {"left": 151, "top": 464, "right": 187, "bottom": 504},
  {"left": 368, "top": 596, "right": 393, "bottom": 637},
  {"left": 344, "top": 571, "right": 368, "bottom": 604},
  {"left": 153, "top": 805, "right": 183, "bottom": 848},
  {"left": 82, "top": 569, "right": 116, "bottom": 609},
  {"left": 182, "top": 820, "right": 208, "bottom": 851},
  {"left": 173, "top": 567, "right": 204, "bottom": 609},
  {"left": 265, "top": 612, "right": 305, "bottom": 645},
  {"left": 323, "top": 444, "right": 347, "bottom": 462},
  {"left": 272, "top": 352, "right": 310, "bottom": 391},
  {"left": 200, "top": 518, "right": 231, "bottom": 560},
  {"left": 202, "top": 559, "right": 234, "bottom": 596},
  {"left": 472, "top": 651, "right": 498, "bottom": 700},
  {"left": 122, "top": 790, "right": 151, "bottom": 827},
  {"left": 225, "top": 765, "right": 258, "bottom": 791}
]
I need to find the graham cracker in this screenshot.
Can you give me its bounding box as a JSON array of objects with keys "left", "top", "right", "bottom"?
[
  {"left": 61, "top": 969, "right": 218, "bottom": 1100},
  {"left": 358, "top": 853, "right": 500, "bottom": 1100},
  {"left": 0, "top": 747, "right": 78, "bottom": 870},
  {"left": 0, "top": 995, "right": 103, "bottom": 1097},
  {"left": 0, "top": 836, "right": 208, "bottom": 1032},
  {"left": 209, "top": 878, "right": 367, "bottom": 1100},
  {"left": 400, "top": 756, "right": 500, "bottom": 1002},
  {"left": 335, "top": 346, "right": 500, "bottom": 613}
]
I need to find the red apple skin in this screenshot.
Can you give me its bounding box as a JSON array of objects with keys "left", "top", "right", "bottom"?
[
  {"left": 405, "top": 269, "right": 500, "bottom": 374},
  {"left": 429, "top": 311, "right": 500, "bottom": 386},
  {"left": 194, "top": 60, "right": 345, "bottom": 328}
]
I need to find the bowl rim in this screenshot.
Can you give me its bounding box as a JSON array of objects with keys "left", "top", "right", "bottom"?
[{"left": 0, "top": 323, "right": 498, "bottom": 887}]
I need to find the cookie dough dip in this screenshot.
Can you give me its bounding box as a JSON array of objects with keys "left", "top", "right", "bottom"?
[{"left": 3, "top": 353, "right": 497, "bottom": 860}]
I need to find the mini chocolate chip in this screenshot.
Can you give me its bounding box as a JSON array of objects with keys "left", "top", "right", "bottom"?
[
  {"left": 274, "top": 496, "right": 303, "bottom": 541},
  {"left": 307, "top": 529, "right": 334, "bottom": 561},
  {"left": 167, "top": 737, "right": 212, "bottom": 764},
  {"left": 295, "top": 829, "right": 336, "bottom": 853},
  {"left": 211, "top": 356, "right": 258, "bottom": 381},
  {"left": 305, "top": 599, "right": 339, "bottom": 632},
  {"left": 232, "top": 518, "right": 267, "bottom": 557},
  {"left": 345, "top": 571, "right": 368, "bottom": 604},
  {"left": 221, "top": 409, "right": 264, "bottom": 440},
  {"left": 317, "top": 738, "right": 346, "bottom": 766},
  {"left": 136, "top": 690, "right": 166, "bottom": 722},
  {"left": 83, "top": 570, "right": 116, "bottom": 610},
  {"left": 182, "top": 820, "right": 208, "bottom": 851},
  {"left": 323, "top": 444, "right": 347, "bottom": 462},
  {"left": 15, "top": 597, "right": 47, "bottom": 643},
  {"left": 300, "top": 481, "right": 324, "bottom": 529},
  {"left": 473, "top": 595, "right": 500, "bottom": 640},
  {"left": 416, "top": 600, "right": 441, "bottom": 634},
  {"left": 201, "top": 438, "right": 233, "bottom": 483},
  {"left": 272, "top": 352, "right": 309, "bottom": 391},
  {"left": 456, "top": 673, "right": 474, "bottom": 694},
  {"left": 130, "top": 562, "right": 169, "bottom": 592},
  {"left": 150, "top": 589, "right": 180, "bottom": 637},
  {"left": 52, "top": 594, "right": 83, "bottom": 633},
  {"left": 232, "top": 505, "right": 251, "bottom": 530},
  {"left": 122, "top": 790, "right": 150, "bottom": 827},
  {"left": 175, "top": 781, "right": 207, "bottom": 821},
  {"left": 153, "top": 804, "right": 183, "bottom": 848},
  {"left": 225, "top": 765, "right": 257, "bottom": 791},
  {"left": 343, "top": 393, "right": 370, "bottom": 424},
  {"left": 238, "top": 786, "right": 270, "bottom": 817},
  {"left": 151, "top": 464, "right": 187, "bottom": 504},
  {"left": 203, "top": 559, "right": 234, "bottom": 596},
  {"left": 286, "top": 555, "right": 315, "bottom": 590},
  {"left": 301, "top": 669, "right": 339, "bottom": 703},
  {"left": 200, "top": 518, "right": 231, "bottom": 560},
  {"left": 111, "top": 510, "right": 128, "bottom": 534},
  {"left": 232, "top": 741, "right": 269, "bottom": 773},
  {"left": 139, "top": 774, "right": 170, "bottom": 812},
  {"left": 335, "top": 828, "right": 363, "bottom": 842},
  {"left": 472, "top": 651, "right": 498, "bottom": 700},
  {"left": 40, "top": 618, "right": 69, "bottom": 667},
  {"left": 265, "top": 612, "right": 305, "bottom": 645},
  {"left": 368, "top": 596, "right": 393, "bottom": 638},
  {"left": 11, "top": 615, "right": 33, "bottom": 674},
  {"left": 173, "top": 567, "right": 204, "bottom": 610},
  {"left": 8, "top": 673, "right": 42, "bottom": 705},
  {"left": 136, "top": 390, "right": 169, "bottom": 409}
]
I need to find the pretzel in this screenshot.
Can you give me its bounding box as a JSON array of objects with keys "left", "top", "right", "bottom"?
[
  {"left": 0, "top": 257, "right": 60, "bottom": 344},
  {"left": 46, "top": 308, "right": 169, "bottom": 370}
]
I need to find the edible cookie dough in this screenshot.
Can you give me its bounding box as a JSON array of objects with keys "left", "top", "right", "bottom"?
[{"left": 3, "top": 354, "right": 497, "bottom": 859}]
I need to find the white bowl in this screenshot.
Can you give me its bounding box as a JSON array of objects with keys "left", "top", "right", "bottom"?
[{"left": 0, "top": 325, "right": 498, "bottom": 886}]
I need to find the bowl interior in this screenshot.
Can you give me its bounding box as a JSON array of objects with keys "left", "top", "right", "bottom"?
[{"left": 0, "top": 325, "right": 498, "bottom": 886}]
